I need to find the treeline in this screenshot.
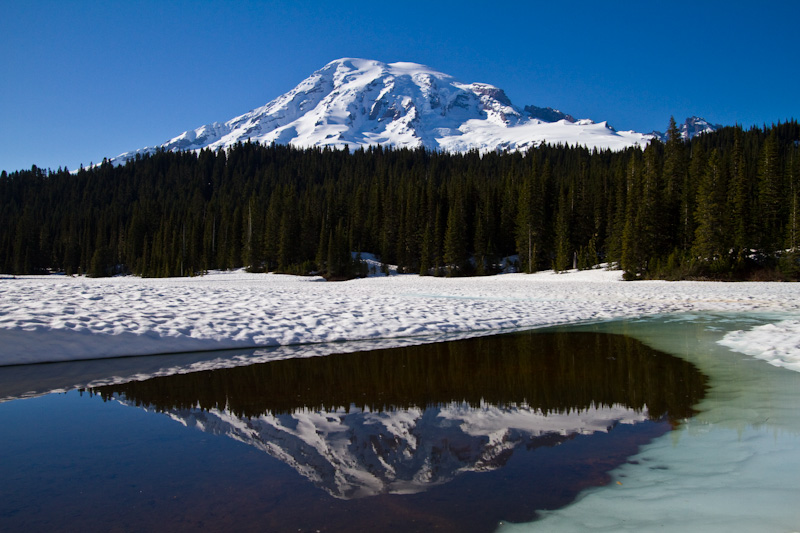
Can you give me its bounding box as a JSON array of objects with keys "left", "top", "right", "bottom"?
[{"left": 1, "top": 119, "right": 798, "bottom": 279}]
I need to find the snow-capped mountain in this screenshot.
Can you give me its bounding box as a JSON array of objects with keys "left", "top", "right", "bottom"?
[
  {"left": 652, "top": 116, "right": 723, "bottom": 142},
  {"left": 678, "top": 116, "right": 722, "bottom": 140},
  {"left": 143, "top": 400, "right": 649, "bottom": 499},
  {"left": 110, "top": 58, "right": 653, "bottom": 164}
]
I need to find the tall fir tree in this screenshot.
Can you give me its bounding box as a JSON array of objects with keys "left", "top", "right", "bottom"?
[
  {"left": 692, "top": 149, "right": 726, "bottom": 260},
  {"left": 443, "top": 197, "right": 469, "bottom": 275},
  {"left": 552, "top": 185, "right": 572, "bottom": 272},
  {"left": 728, "top": 128, "right": 752, "bottom": 251},
  {"left": 757, "top": 129, "right": 783, "bottom": 251},
  {"left": 787, "top": 146, "right": 799, "bottom": 251},
  {"left": 662, "top": 117, "right": 687, "bottom": 252},
  {"left": 515, "top": 166, "right": 536, "bottom": 273},
  {"left": 620, "top": 151, "right": 645, "bottom": 277}
]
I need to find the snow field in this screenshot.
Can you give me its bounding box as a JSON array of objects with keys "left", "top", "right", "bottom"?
[
  {"left": 718, "top": 319, "right": 800, "bottom": 372},
  {"left": 1, "top": 268, "right": 799, "bottom": 367}
]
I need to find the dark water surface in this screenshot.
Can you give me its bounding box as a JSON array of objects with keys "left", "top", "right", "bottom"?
[{"left": 0, "top": 330, "right": 706, "bottom": 532}]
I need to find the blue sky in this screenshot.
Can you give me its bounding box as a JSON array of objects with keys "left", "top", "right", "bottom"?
[{"left": 2, "top": 0, "right": 798, "bottom": 173}]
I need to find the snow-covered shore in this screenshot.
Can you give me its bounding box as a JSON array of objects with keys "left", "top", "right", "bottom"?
[{"left": 1, "top": 268, "right": 799, "bottom": 368}]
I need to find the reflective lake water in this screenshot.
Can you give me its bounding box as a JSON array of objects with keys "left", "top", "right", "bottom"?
[
  {"left": 0, "top": 328, "right": 707, "bottom": 532},
  {"left": 504, "top": 314, "right": 800, "bottom": 532}
]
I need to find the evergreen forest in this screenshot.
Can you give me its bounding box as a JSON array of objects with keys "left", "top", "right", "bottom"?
[{"left": 1, "top": 119, "right": 799, "bottom": 280}]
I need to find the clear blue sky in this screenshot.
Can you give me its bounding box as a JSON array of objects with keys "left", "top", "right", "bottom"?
[{"left": 2, "top": 0, "right": 798, "bottom": 173}]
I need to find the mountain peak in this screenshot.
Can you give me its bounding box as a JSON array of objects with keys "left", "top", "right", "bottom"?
[
  {"left": 109, "top": 58, "right": 653, "bottom": 165},
  {"left": 681, "top": 116, "right": 722, "bottom": 140},
  {"left": 652, "top": 116, "right": 722, "bottom": 142}
]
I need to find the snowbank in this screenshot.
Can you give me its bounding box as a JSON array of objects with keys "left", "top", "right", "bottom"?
[
  {"left": 2, "top": 268, "right": 800, "bottom": 366},
  {"left": 718, "top": 319, "right": 800, "bottom": 372}
]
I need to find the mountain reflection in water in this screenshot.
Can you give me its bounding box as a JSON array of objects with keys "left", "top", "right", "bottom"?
[{"left": 91, "top": 331, "right": 706, "bottom": 503}]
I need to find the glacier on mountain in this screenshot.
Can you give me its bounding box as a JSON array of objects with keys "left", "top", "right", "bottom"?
[{"left": 110, "top": 58, "right": 654, "bottom": 164}]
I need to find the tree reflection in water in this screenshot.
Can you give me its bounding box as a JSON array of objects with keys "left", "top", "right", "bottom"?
[
  {"left": 78, "top": 331, "right": 708, "bottom": 531},
  {"left": 93, "top": 331, "right": 706, "bottom": 422}
]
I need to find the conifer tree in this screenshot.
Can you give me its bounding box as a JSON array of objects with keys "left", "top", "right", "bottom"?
[
  {"left": 326, "top": 222, "right": 351, "bottom": 279},
  {"left": 787, "top": 147, "right": 799, "bottom": 251},
  {"left": 473, "top": 197, "right": 489, "bottom": 275},
  {"left": 419, "top": 221, "right": 434, "bottom": 276},
  {"left": 605, "top": 160, "right": 627, "bottom": 264},
  {"left": 553, "top": 186, "right": 571, "bottom": 272},
  {"left": 515, "top": 168, "right": 535, "bottom": 273},
  {"left": 757, "top": 129, "right": 783, "bottom": 251},
  {"left": 515, "top": 164, "right": 545, "bottom": 272},
  {"left": 277, "top": 192, "right": 300, "bottom": 271},
  {"left": 781, "top": 146, "right": 800, "bottom": 278},
  {"left": 228, "top": 205, "right": 243, "bottom": 270},
  {"left": 662, "top": 117, "right": 687, "bottom": 251},
  {"left": 683, "top": 142, "right": 706, "bottom": 250},
  {"left": 443, "top": 198, "right": 468, "bottom": 275},
  {"left": 728, "top": 128, "right": 752, "bottom": 251},
  {"left": 620, "top": 152, "right": 645, "bottom": 277},
  {"left": 693, "top": 149, "right": 726, "bottom": 260},
  {"left": 638, "top": 142, "right": 662, "bottom": 262},
  {"left": 432, "top": 203, "right": 445, "bottom": 275},
  {"left": 263, "top": 193, "right": 282, "bottom": 271},
  {"left": 243, "top": 196, "right": 262, "bottom": 272}
]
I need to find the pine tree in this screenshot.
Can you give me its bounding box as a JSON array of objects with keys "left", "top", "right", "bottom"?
[
  {"left": 683, "top": 142, "right": 706, "bottom": 251},
  {"left": 515, "top": 169, "right": 535, "bottom": 273},
  {"left": 277, "top": 193, "right": 300, "bottom": 271},
  {"left": 757, "top": 130, "right": 783, "bottom": 251},
  {"left": 228, "top": 205, "right": 243, "bottom": 270},
  {"left": 243, "top": 195, "right": 262, "bottom": 272},
  {"left": 780, "top": 145, "right": 800, "bottom": 278},
  {"left": 662, "top": 117, "right": 687, "bottom": 251},
  {"left": 432, "top": 203, "right": 445, "bottom": 275},
  {"left": 728, "top": 128, "right": 752, "bottom": 251},
  {"left": 620, "top": 152, "right": 644, "bottom": 277},
  {"left": 419, "top": 221, "right": 434, "bottom": 275},
  {"left": 443, "top": 198, "right": 468, "bottom": 275},
  {"left": 605, "top": 160, "right": 627, "bottom": 265},
  {"left": 553, "top": 186, "right": 571, "bottom": 272},
  {"left": 638, "top": 142, "right": 662, "bottom": 263},
  {"left": 787, "top": 147, "right": 799, "bottom": 251},
  {"left": 473, "top": 204, "right": 489, "bottom": 275},
  {"left": 515, "top": 165, "right": 545, "bottom": 273},
  {"left": 263, "top": 193, "right": 282, "bottom": 271},
  {"left": 693, "top": 149, "right": 726, "bottom": 260}
]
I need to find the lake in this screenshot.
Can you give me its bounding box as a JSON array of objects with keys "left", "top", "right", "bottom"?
[{"left": 1, "top": 314, "right": 798, "bottom": 532}]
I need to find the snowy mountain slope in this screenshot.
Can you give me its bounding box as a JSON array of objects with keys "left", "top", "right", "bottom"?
[
  {"left": 110, "top": 58, "right": 654, "bottom": 164},
  {"left": 144, "top": 400, "right": 648, "bottom": 499}
]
